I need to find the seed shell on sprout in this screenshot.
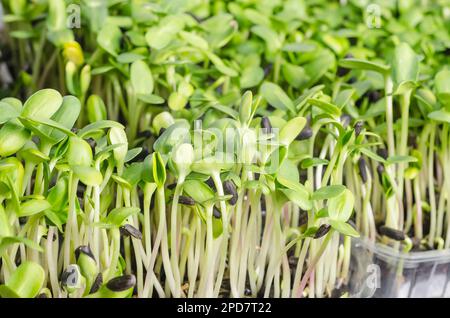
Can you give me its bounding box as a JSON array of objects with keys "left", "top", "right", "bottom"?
[
  {"left": 86, "top": 138, "right": 96, "bottom": 153},
  {"left": 298, "top": 211, "right": 308, "bottom": 226},
  {"left": 205, "top": 177, "right": 216, "bottom": 190},
  {"left": 314, "top": 224, "right": 331, "bottom": 239},
  {"left": 379, "top": 226, "right": 405, "bottom": 241},
  {"left": 354, "top": 121, "right": 363, "bottom": 137},
  {"left": 75, "top": 245, "right": 95, "bottom": 262},
  {"left": 367, "top": 90, "right": 382, "bottom": 103},
  {"left": 138, "top": 130, "right": 152, "bottom": 139},
  {"left": 223, "top": 180, "right": 238, "bottom": 206},
  {"left": 89, "top": 273, "right": 103, "bottom": 294},
  {"left": 213, "top": 206, "right": 222, "bottom": 219},
  {"left": 167, "top": 183, "right": 177, "bottom": 190},
  {"left": 296, "top": 126, "right": 313, "bottom": 141},
  {"left": 158, "top": 127, "right": 166, "bottom": 136},
  {"left": 178, "top": 195, "right": 196, "bottom": 206},
  {"left": 106, "top": 274, "right": 136, "bottom": 292},
  {"left": 358, "top": 158, "right": 368, "bottom": 183},
  {"left": 261, "top": 116, "right": 272, "bottom": 133},
  {"left": 376, "top": 164, "right": 385, "bottom": 184},
  {"left": 119, "top": 224, "right": 143, "bottom": 240},
  {"left": 377, "top": 148, "right": 388, "bottom": 160}
]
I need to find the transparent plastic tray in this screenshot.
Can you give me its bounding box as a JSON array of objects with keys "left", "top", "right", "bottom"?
[{"left": 348, "top": 238, "right": 450, "bottom": 298}]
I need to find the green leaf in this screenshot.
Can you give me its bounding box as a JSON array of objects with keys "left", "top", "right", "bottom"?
[
  {"left": 338, "top": 58, "right": 390, "bottom": 74},
  {"left": 19, "top": 199, "right": 51, "bottom": 217},
  {"left": 100, "top": 207, "right": 140, "bottom": 228},
  {"left": 21, "top": 89, "right": 63, "bottom": 120},
  {"left": 109, "top": 127, "right": 128, "bottom": 165},
  {"left": 307, "top": 98, "right": 341, "bottom": 117},
  {"left": 386, "top": 155, "right": 418, "bottom": 165},
  {"left": 280, "top": 188, "right": 312, "bottom": 211},
  {"left": 67, "top": 137, "right": 93, "bottom": 167},
  {"left": 212, "top": 215, "right": 223, "bottom": 239},
  {"left": 87, "top": 95, "right": 107, "bottom": 123},
  {"left": 182, "top": 180, "right": 215, "bottom": 206},
  {"left": 358, "top": 147, "right": 387, "bottom": 163},
  {"left": 260, "top": 82, "right": 295, "bottom": 113},
  {"left": 130, "top": 60, "right": 154, "bottom": 95},
  {"left": 300, "top": 158, "right": 329, "bottom": 169},
  {"left": 145, "top": 15, "right": 184, "bottom": 50},
  {"left": 137, "top": 94, "right": 165, "bottom": 105},
  {"left": 392, "top": 42, "right": 420, "bottom": 88},
  {"left": 203, "top": 51, "right": 238, "bottom": 77},
  {"left": 73, "top": 166, "right": 103, "bottom": 186},
  {"left": 277, "top": 176, "right": 311, "bottom": 211},
  {"left": 0, "top": 261, "right": 45, "bottom": 298},
  {"left": 428, "top": 110, "right": 450, "bottom": 124},
  {"left": 251, "top": 25, "right": 282, "bottom": 51},
  {"left": 0, "top": 237, "right": 44, "bottom": 255},
  {"left": 0, "top": 102, "right": 20, "bottom": 124},
  {"left": 327, "top": 189, "right": 354, "bottom": 222},
  {"left": 329, "top": 219, "right": 359, "bottom": 238},
  {"left": 77, "top": 120, "right": 124, "bottom": 138},
  {"left": 280, "top": 117, "right": 307, "bottom": 146},
  {"left": 153, "top": 152, "right": 166, "bottom": 188},
  {"left": 124, "top": 148, "right": 142, "bottom": 163},
  {"left": 0, "top": 121, "right": 30, "bottom": 157},
  {"left": 98, "top": 23, "right": 122, "bottom": 57},
  {"left": 312, "top": 185, "right": 346, "bottom": 201},
  {"left": 117, "top": 52, "right": 145, "bottom": 64},
  {"left": 179, "top": 31, "right": 209, "bottom": 50},
  {"left": 435, "top": 69, "right": 450, "bottom": 106},
  {"left": 240, "top": 65, "right": 264, "bottom": 89}
]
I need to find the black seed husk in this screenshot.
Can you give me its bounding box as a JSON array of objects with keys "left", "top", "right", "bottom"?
[
  {"left": 261, "top": 116, "right": 272, "bottom": 133},
  {"left": 377, "top": 148, "right": 388, "bottom": 160},
  {"left": 138, "top": 130, "right": 152, "bottom": 139},
  {"left": 167, "top": 183, "right": 177, "bottom": 190},
  {"left": 296, "top": 126, "right": 313, "bottom": 141},
  {"left": 106, "top": 274, "right": 136, "bottom": 292},
  {"left": 337, "top": 66, "right": 351, "bottom": 77},
  {"left": 178, "top": 195, "right": 196, "bottom": 206},
  {"left": 86, "top": 138, "right": 96, "bottom": 153},
  {"left": 36, "top": 293, "right": 48, "bottom": 298},
  {"left": 314, "top": 224, "right": 331, "bottom": 239},
  {"left": 223, "top": 180, "right": 238, "bottom": 206},
  {"left": 89, "top": 273, "right": 103, "bottom": 294},
  {"left": 358, "top": 158, "right": 368, "bottom": 183},
  {"left": 408, "top": 134, "right": 417, "bottom": 148},
  {"left": 213, "top": 206, "right": 222, "bottom": 219},
  {"left": 377, "top": 164, "right": 385, "bottom": 184},
  {"left": 367, "top": 90, "right": 382, "bottom": 103},
  {"left": 119, "top": 224, "right": 143, "bottom": 240},
  {"left": 354, "top": 121, "right": 363, "bottom": 137},
  {"left": 299, "top": 211, "right": 308, "bottom": 226},
  {"left": 205, "top": 177, "right": 216, "bottom": 190},
  {"left": 158, "top": 128, "right": 166, "bottom": 136},
  {"left": 75, "top": 245, "right": 95, "bottom": 262},
  {"left": 264, "top": 63, "right": 273, "bottom": 77},
  {"left": 379, "top": 226, "right": 405, "bottom": 241},
  {"left": 19, "top": 217, "right": 27, "bottom": 225}
]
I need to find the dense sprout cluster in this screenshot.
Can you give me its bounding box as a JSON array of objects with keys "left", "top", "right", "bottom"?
[{"left": 0, "top": 0, "right": 449, "bottom": 298}]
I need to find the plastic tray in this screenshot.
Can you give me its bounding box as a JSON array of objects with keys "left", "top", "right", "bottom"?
[{"left": 348, "top": 238, "right": 450, "bottom": 298}]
